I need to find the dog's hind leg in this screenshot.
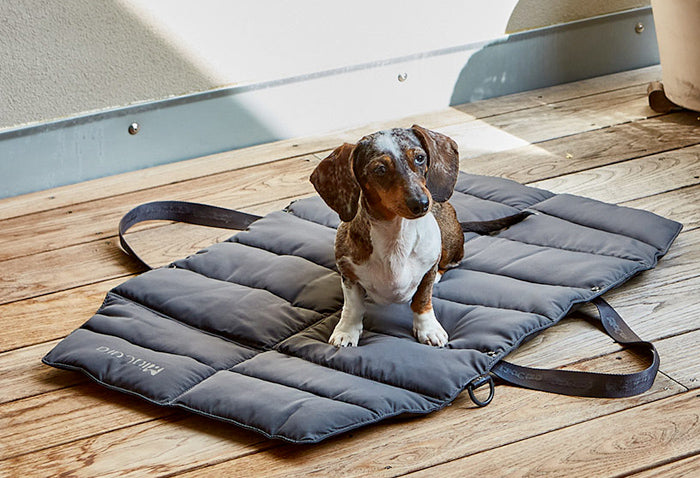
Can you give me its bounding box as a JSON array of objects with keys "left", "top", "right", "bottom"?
[{"left": 432, "top": 202, "right": 465, "bottom": 276}]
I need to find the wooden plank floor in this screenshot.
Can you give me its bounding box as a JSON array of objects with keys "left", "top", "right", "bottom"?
[{"left": 1, "top": 65, "right": 699, "bottom": 477}]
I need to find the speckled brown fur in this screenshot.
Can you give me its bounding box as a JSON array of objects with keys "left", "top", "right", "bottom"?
[{"left": 432, "top": 201, "right": 464, "bottom": 272}]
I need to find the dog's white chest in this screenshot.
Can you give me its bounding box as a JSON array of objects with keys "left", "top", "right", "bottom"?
[{"left": 354, "top": 213, "right": 441, "bottom": 304}]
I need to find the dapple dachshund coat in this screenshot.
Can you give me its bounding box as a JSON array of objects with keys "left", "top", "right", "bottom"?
[{"left": 310, "top": 125, "right": 463, "bottom": 347}]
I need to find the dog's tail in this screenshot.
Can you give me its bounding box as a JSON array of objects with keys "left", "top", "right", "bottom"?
[{"left": 460, "top": 211, "right": 534, "bottom": 235}]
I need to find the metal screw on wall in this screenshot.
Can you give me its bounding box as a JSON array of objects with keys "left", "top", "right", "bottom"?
[
  {"left": 397, "top": 72, "right": 408, "bottom": 82},
  {"left": 128, "top": 122, "right": 140, "bottom": 135},
  {"left": 635, "top": 22, "right": 645, "bottom": 34}
]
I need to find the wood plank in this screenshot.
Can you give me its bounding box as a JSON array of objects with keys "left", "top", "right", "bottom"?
[
  {"left": 627, "top": 454, "right": 700, "bottom": 478},
  {"left": 0, "top": 237, "right": 136, "bottom": 306},
  {"left": 0, "top": 189, "right": 314, "bottom": 306},
  {"left": 316, "top": 82, "right": 671, "bottom": 168},
  {"left": 531, "top": 144, "right": 700, "bottom": 204},
  {"left": 0, "top": 225, "right": 238, "bottom": 306},
  {"left": 607, "top": 271, "right": 700, "bottom": 340},
  {"left": 615, "top": 226, "right": 700, "bottom": 293},
  {"left": 314, "top": 110, "right": 700, "bottom": 194},
  {"left": 1, "top": 414, "right": 273, "bottom": 478},
  {"left": 447, "top": 83, "right": 661, "bottom": 161},
  {"left": 654, "top": 330, "right": 700, "bottom": 390},
  {"left": 0, "top": 159, "right": 319, "bottom": 305},
  {"left": 0, "top": 384, "right": 176, "bottom": 461},
  {"left": 3, "top": 355, "right": 681, "bottom": 478},
  {"left": 0, "top": 341, "right": 87, "bottom": 404},
  {"left": 454, "top": 65, "right": 661, "bottom": 118},
  {"left": 0, "top": 156, "right": 317, "bottom": 262},
  {"left": 623, "top": 184, "right": 700, "bottom": 233},
  {"left": 465, "top": 111, "right": 700, "bottom": 184},
  {"left": 404, "top": 392, "right": 700, "bottom": 478},
  {"left": 0, "top": 278, "right": 128, "bottom": 353}
]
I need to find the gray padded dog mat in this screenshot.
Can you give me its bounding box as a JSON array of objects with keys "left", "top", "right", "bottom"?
[{"left": 43, "top": 173, "right": 681, "bottom": 443}]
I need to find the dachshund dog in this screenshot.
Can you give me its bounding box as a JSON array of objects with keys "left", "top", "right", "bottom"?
[{"left": 310, "top": 125, "right": 463, "bottom": 347}]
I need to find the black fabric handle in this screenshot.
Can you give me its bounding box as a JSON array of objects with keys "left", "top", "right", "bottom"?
[
  {"left": 461, "top": 211, "right": 533, "bottom": 235},
  {"left": 492, "top": 297, "right": 659, "bottom": 398},
  {"left": 118, "top": 201, "right": 262, "bottom": 270}
]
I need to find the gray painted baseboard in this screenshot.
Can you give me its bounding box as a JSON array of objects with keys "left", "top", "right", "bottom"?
[{"left": 0, "top": 7, "right": 658, "bottom": 199}]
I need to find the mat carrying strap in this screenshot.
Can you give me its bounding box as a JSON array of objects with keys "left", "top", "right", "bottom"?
[
  {"left": 119, "top": 200, "right": 262, "bottom": 270},
  {"left": 492, "top": 297, "right": 660, "bottom": 399},
  {"left": 118, "top": 201, "right": 659, "bottom": 401}
]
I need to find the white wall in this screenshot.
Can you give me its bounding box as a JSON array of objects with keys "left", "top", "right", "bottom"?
[{"left": 0, "top": 0, "right": 649, "bottom": 132}]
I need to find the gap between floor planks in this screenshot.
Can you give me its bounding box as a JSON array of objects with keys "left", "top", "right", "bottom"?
[{"left": 1, "top": 64, "right": 700, "bottom": 478}]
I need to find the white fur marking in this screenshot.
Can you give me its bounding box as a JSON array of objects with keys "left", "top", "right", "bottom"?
[
  {"left": 329, "top": 281, "right": 366, "bottom": 347},
  {"left": 413, "top": 309, "right": 448, "bottom": 347},
  {"left": 372, "top": 130, "right": 402, "bottom": 158},
  {"left": 352, "top": 212, "right": 441, "bottom": 305}
]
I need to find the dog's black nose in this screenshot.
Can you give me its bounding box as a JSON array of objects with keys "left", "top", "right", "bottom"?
[{"left": 407, "top": 195, "right": 430, "bottom": 216}]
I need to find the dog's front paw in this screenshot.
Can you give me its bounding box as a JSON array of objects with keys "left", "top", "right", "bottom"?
[
  {"left": 413, "top": 310, "right": 448, "bottom": 347},
  {"left": 329, "top": 325, "right": 362, "bottom": 347}
]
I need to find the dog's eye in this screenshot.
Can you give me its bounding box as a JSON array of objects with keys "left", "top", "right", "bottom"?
[
  {"left": 373, "top": 164, "right": 387, "bottom": 175},
  {"left": 414, "top": 153, "right": 427, "bottom": 166}
]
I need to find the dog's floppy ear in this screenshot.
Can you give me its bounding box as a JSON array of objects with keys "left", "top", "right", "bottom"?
[
  {"left": 411, "top": 124, "right": 460, "bottom": 202},
  {"left": 310, "top": 143, "right": 361, "bottom": 222}
]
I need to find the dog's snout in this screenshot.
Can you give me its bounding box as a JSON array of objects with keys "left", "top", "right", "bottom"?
[{"left": 407, "top": 195, "right": 430, "bottom": 216}]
